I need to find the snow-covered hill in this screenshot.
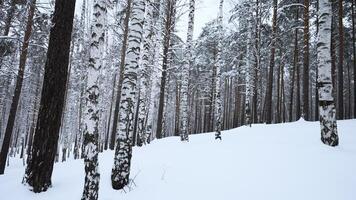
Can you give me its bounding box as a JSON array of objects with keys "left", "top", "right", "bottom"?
[{"left": 1, "top": 119, "right": 356, "bottom": 200}]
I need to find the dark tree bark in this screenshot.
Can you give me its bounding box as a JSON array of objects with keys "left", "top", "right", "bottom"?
[
  {"left": 0, "top": 0, "right": 36, "bottom": 175},
  {"left": 337, "top": 0, "right": 344, "bottom": 119},
  {"left": 302, "top": 0, "right": 310, "bottom": 120},
  {"left": 23, "top": 0, "right": 76, "bottom": 192},
  {"left": 290, "top": 26, "right": 299, "bottom": 121},
  {"left": 315, "top": 0, "right": 320, "bottom": 121},
  {"left": 352, "top": 0, "right": 356, "bottom": 118},
  {"left": 265, "top": 0, "right": 277, "bottom": 124},
  {"left": 156, "top": 0, "right": 176, "bottom": 139}
]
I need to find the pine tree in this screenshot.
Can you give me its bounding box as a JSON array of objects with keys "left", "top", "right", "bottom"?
[
  {"left": 180, "top": 0, "right": 195, "bottom": 141},
  {"left": 317, "top": 0, "right": 339, "bottom": 146},
  {"left": 302, "top": 0, "right": 310, "bottom": 120},
  {"left": 23, "top": 0, "right": 76, "bottom": 192},
  {"left": 156, "top": 0, "right": 177, "bottom": 139},
  {"left": 265, "top": 0, "right": 278, "bottom": 124},
  {"left": 111, "top": 0, "right": 145, "bottom": 190},
  {"left": 337, "top": 0, "right": 344, "bottom": 119},
  {"left": 81, "top": 0, "right": 107, "bottom": 199}
]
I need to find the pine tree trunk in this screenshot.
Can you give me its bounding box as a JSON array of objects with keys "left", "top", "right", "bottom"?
[
  {"left": 337, "top": 0, "right": 344, "bottom": 119},
  {"left": 302, "top": 0, "right": 310, "bottom": 120},
  {"left": 317, "top": 0, "right": 339, "bottom": 146},
  {"left": 290, "top": 20, "right": 299, "bottom": 122},
  {"left": 112, "top": 0, "right": 145, "bottom": 190},
  {"left": 352, "top": 0, "right": 356, "bottom": 118},
  {"left": 265, "top": 0, "right": 277, "bottom": 124},
  {"left": 23, "top": 0, "right": 76, "bottom": 192},
  {"left": 156, "top": 0, "right": 176, "bottom": 139},
  {"left": 0, "top": 0, "right": 36, "bottom": 175}
]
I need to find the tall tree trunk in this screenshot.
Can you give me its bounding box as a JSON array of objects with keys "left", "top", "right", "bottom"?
[
  {"left": 302, "top": 0, "right": 310, "bottom": 120},
  {"left": 337, "top": 0, "right": 344, "bottom": 119},
  {"left": 23, "top": 0, "right": 76, "bottom": 192},
  {"left": 110, "top": 0, "right": 132, "bottom": 150},
  {"left": 352, "top": 0, "right": 356, "bottom": 118},
  {"left": 156, "top": 0, "right": 176, "bottom": 139},
  {"left": 252, "top": 0, "right": 261, "bottom": 124},
  {"left": 0, "top": 0, "right": 36, "bottom": 175},
  {"left": 81, "top": 0, "right": 107, "bottom": 199},
  {"left": 317, "top": 0, "right": 339, "bottom": 146},
  {"left": 290, "top": 25, "right": 299, "bottom": 121},
  {"left": 214, "top": 0, "right": 224, "bottom": 139},
  {"left": 180, "top": 0, "right": 195, "bottom": 141},
  {"left": 315, "top": 0, "right": 320, "bottom": 121},
  {"left": 112, "top": 0, "right": 145, "bottom": 190},
  {"left": 265, "top": 0, "right": 277, "bottom": 124}
]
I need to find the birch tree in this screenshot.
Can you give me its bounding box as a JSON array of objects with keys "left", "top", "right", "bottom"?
[
  {"left": 81, "top": 0, "right": 107, "bottom": 199},
  {"left": 111, "top": 0, "right": 145, "bottom": 190},
  {"left": 214, "top": 0, "right": 223, "bottom": 140},
  {"left": 180, "top": 0, "right": 195, "bottom": 141},
  {"left": 137, "top": 0, "right": 154, "bottom": 145},
  {"left": 317, "top": 0, "right": 339, "bottom": 146}
]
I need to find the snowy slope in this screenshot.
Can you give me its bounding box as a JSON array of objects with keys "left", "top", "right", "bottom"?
[{"left": 1, "top": 119, "right": 356, "bottom": 200}]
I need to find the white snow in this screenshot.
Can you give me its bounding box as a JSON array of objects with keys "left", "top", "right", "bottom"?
[{"left": 1, "top": 119, "right": 356, "bottom": 200}]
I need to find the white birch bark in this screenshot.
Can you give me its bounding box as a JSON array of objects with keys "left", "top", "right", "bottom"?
[
  {"left": 137, "top": 0, "right": 153, "bottom": 145},
  {"left": 214, "top": 0, "right": 224, "bottom": 140},
  {"left": 81, "top": 0, "right": 107, "bottom": 199},
  {"left": 180, "top": 0, "right": 195, "bottom": 141},
  {"left": 111, "top": 0, "right": 145, "bottom": 190},
  {"left": 317, "top": 0, "right": 339, "bottom": 146},
  {"left": 245, "top": 13, "right": 253, "bottom": 127}
]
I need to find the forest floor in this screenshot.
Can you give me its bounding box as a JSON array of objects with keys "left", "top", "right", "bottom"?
[{"left": 0, "top": 119, "right": 356, "bottom": 200}]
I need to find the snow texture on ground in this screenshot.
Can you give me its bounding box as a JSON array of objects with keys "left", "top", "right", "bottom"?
[{"left": 1, "top": 119, "right": 356, "bottom": 200}]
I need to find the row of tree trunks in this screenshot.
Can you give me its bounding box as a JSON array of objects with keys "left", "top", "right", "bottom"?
[{"left": 0, "top": 0, "right": 36, "bottom": 175}]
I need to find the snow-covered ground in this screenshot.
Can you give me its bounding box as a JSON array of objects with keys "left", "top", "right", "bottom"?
[{"left": 1, "top": 119, "right": 356, "bottom": 200}]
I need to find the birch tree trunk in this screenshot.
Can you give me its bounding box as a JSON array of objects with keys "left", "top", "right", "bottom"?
[
  {"left": 317, "top": 0, "right": 339, "bottom": 147},
  {"left": 137, "top": 0, "right": 153, "bottom": 145},
  {"left": 81, "top": 0, "right": 107, "bottom": 199},
  {"left": 214, "top": 0, "right": 223, "bottom": 140},
  {"left": 180, "top": 0, "right": 195, "bottom": 141},
  {"left": 245, "top": 15, "right": 253, "bottom": 127},
  {"left": 111, "top": 0, "right": 145, "bottom": 190}
]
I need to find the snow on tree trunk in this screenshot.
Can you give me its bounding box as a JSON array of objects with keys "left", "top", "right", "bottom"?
[
  {"left": 214, "top": 0, "right": 224, "bottom": 140},
  {"left": 180, "top": 0, "right": 195, "bottom": 141},
  {"left": 137, "top": 0, "right": 153, "bottom": 145},
  {"left": 81, "top": 0, "right": 107, "bottom": 199},
  {"left": 111, "top": 0, "right": 145, "bottom": 190},
  {"left": 245, "top": 14, "right": 253, "bottom": 127},
  {"left": 317, "top": 0, "right": 339, "bottom": 147}
]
